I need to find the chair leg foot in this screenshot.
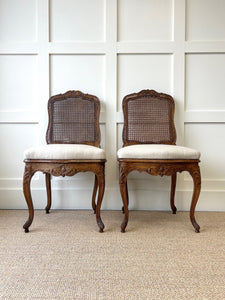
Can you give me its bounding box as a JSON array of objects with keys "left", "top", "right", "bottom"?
[
  {"left": 191, "top": 217, "right": 200, "bottom": 233},
  {"left": 121, "top": 227, "right": 126, "bottom": 233},
  {"left": 46, "top": 209, "right": 50, "bottom": 214},
  {"left": 122, "top": 206, "right": 125, "bottom": 214},
  {"left": 23, "top": 218, "right": 32, "bottom": 233},
  {"left": 121, "top": 217, "right": 128, "bottom": 233},
  {"left": 97, "top": 217, "right": 104, "bottom": 233}
]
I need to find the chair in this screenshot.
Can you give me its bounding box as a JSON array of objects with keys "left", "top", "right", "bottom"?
[
  {"left": 23, "top": 90, "right": 106, "bottom": 232},
  {"left": 117, "top": 90, "right": 201, "bottom": 233}
]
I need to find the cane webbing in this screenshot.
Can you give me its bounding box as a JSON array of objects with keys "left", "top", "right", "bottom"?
[
  {"left": 46, "top": 91, "right": 100, "bottom": 146},
  {"left": 123, "top": 91, "right": 176, "bottom": 146}
]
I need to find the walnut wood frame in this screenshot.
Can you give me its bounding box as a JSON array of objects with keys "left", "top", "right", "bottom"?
[
  {"left": 118, "top": 90, "right": 201, "bottom": 233},
  {"left": 23, "top": 91, "right": 106, "bottom": 233}
]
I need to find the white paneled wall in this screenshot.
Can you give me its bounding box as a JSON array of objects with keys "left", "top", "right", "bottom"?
[{"left": 0, "top": 0, "right": 225, "bottom": 211}]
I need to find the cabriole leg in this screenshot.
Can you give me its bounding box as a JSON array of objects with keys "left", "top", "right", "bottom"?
[
  {"left": 95, "top": 168, "right": 105, "bottom": 233},
  {"left": 188, "top": 164, "right": 201, "bottom": 233},
  {"left": 92, "top": 175, "right": 98, "bottom": 214},
  {"left": 119, "top": 163, "right": 129, "bottom": 233},
  {"left": 23, "top": 165, "right": 35, "bottom": 233},
  {"left": 170, "top": 173, "right": 177, "bottom": 214},
  {"left": 45, "top": 173, "right": 52, "bottom": 214},
  {"left": 122, "top": 180, "right": 129, "bottom": 214}
]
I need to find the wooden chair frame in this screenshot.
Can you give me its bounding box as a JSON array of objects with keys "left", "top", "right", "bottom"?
[
  {"left": 23, "top": 91, "right": 106, "bottom": 233},
  {"left": 118, "top": 90, "right": 201, "bottom": 233}
]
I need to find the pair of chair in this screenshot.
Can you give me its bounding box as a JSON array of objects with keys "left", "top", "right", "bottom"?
[{"left": 23, "top": 90, "right": 201, "bottom": 233}]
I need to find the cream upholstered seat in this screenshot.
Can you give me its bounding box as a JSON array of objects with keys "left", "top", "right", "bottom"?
[
  {"left": 24, "top": 144, "right": 106, "bottom": 160},
  {"left": 23, "top": 91, "right": 106, "bottom": 233},
  {"left": 117, "top": 144, "right": 200, "bottom": 160}
]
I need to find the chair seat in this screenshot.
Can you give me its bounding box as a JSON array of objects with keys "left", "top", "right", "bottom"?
[
  {"left": 24, "top": 144, "right": 106, "bottom": 160},
  {"left": 117, "top": 144, "right": 200, "bottom": 160}
]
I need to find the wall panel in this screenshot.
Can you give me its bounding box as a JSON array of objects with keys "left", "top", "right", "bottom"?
[
  {"left": 118, "top": 0, "right": 173, "bottom": 41},
  {"left": 50, "top": 0, "right": 105, "bottom": 42},
  {"left": 185, "top": 54, "right": 225, "bottom": 111},
  {"left": 0, "top": 0, "right": 37, "bottom": 42},
  {"left": 0, "top": 55, "right": 38, "bottom": 111},
  {"left": 186, "top": 0, "right": 225, "bottom": 41}
]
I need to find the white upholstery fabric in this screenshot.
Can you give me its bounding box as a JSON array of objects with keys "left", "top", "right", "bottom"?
[
  {"left": 24, "top": 144, "right": 106, "bottom": 160},
  {"left": 117, "top": 144, "right": 200, "bottom": 160}
]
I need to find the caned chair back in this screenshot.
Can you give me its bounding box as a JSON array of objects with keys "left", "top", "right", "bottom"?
[
  {"left": 46, "top": 90, "right": 101, "bottom": 147},
  {"left": 122, "top": 90, "right": 176, "bottom": 147}
]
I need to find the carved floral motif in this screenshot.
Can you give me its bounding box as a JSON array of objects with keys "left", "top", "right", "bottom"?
[
  {"left": 24, "top": 162, "right": 104, "bottom": 178},
  {"left": 120, "top": 162, "right": 192, "bottom": 179}
]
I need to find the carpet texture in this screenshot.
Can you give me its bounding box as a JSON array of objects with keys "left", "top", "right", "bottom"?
[{"left": 0, "top": 210, "right": 225, "bottom": 299}]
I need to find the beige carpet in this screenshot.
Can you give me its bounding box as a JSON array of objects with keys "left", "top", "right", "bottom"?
[{"left": 0, "top": 210, "right": 225, "bottom": 299}]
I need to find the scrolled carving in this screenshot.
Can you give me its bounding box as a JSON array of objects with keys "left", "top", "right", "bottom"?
[
  {"left": 26, "top": 164, "right": 98, "bottom": 178},
  {"left": 146, "top": 165, "right": 187, "bottom": 177},
  {"left": 119, "top": 166, "right": 128, "bottom": 184},
  {"left": 23, "top": 164, "right": 35, "bottom": 185},
  {"left": 94, "top": 164, "right": 105, "bottom": 177},
  {"left": 147, "top": 166, "right": 170, "bottom": 176},
  {"left": 119, "top": 162, "right": 199, "bottom": 180},
  {"left": 24, "top": 164, "right": 33, "bottom": 173},
  {"left": 187, "top": 164, "right": 201, "bottom": 190},
  {"left": 48, "top": 164, "right": 79, "bottom": 177}
]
